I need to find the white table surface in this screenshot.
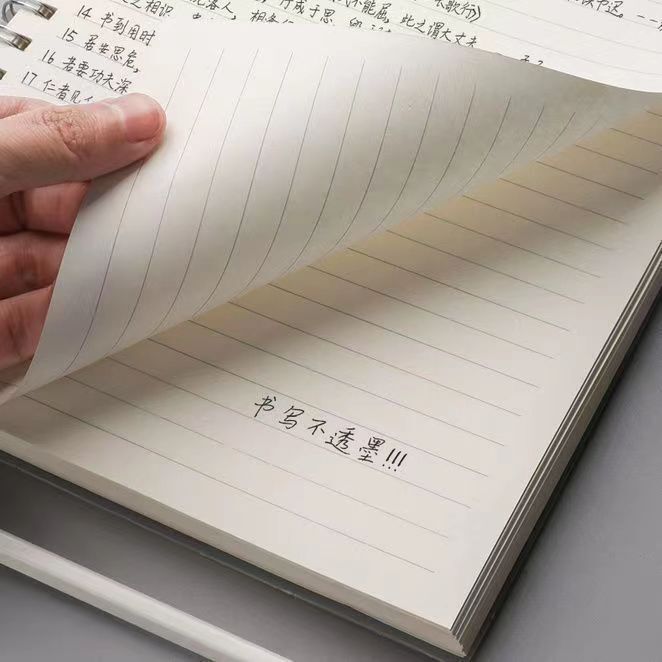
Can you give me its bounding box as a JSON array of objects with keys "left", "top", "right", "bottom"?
[{"left": 0, "top": 299, "right": 660, "bottom": 662}]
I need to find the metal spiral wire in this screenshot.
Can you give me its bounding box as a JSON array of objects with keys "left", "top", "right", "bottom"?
[
  {"left": 0, "top": 23, "right": 30, "bottom": 50},
  {"left": 2, "top": 0, "right": 56, "bottom": 24}
]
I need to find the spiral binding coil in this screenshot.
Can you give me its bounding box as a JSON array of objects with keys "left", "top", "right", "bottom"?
[
  {"left": 2, "top": 0, "right": 56, "bottom": 23},
  {"left": 0, "top": 0, "right": 55, "bottom": 66},
  {"left": 0, "top": 23, "right": 31, "bottom": 50}
]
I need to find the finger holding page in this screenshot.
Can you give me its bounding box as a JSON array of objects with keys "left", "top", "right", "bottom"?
[
  {"left": 0, "top": 88, "right": 166, "bottom": 392},
  {"left": 0, "top": 95, "right": 165, "bottom": 197}
]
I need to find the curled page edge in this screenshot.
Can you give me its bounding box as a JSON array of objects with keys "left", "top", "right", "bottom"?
[{"left": 0, "top": 23, "right": 655, "bottom": 403}]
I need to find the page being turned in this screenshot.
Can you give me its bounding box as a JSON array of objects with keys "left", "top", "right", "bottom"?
[{"left": 0, "top": 9, "right": 649, "bottom": 399}]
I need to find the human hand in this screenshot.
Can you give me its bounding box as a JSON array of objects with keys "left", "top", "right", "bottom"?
[{"left": 0, "top": 93, "right": 165, "bottom": 371}]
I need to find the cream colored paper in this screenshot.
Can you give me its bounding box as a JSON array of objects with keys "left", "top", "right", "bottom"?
[
  {"left": 0, "top": 118, "right": 660, "bottom": 649},
  {"left": 0, "top": 0, "right": 661, "bottom": 654},
  {"left": 0, "top": 11, "right": 651, "bottom": 398}
]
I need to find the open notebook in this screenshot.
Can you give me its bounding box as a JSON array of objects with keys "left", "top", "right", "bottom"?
[{"left": 0, "top": 0, "right": 661, "bottom": 657}]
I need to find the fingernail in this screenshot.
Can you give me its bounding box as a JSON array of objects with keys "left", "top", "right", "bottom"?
[{"left": 105, "top": 93, "right": 165, "bottom": 143}]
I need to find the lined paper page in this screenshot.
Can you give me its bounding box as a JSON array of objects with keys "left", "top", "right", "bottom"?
[
  {"left": 0, "top": 0, "right": 661, "bottom": 646},
  {"left": 0, "top": 12, "right": 645, "bottom": 399},
  {"left": 8, "top": 0, "right": 662, "bottom": 90},
  {"left": 0, "top": 114, "right": 660, "bottom": 638}
]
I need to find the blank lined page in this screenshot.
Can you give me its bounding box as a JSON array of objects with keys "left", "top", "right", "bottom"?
[{"left": 0, "top": 114, "right": 660, "bottom": 633}]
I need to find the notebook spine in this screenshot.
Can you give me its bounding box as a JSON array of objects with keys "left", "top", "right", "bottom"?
[{"left": 0, "top": 0, "right": 56, "bottom": 80}]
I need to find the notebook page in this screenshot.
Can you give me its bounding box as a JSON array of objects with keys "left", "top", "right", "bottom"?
[
  {"left": 8, "top": 0, "right": 662, "bottom": 90},
  {"left": 0, "top": 0, "right": 660, "bottom": 644},
  {"left": 0, "top": 114, "right": 660, "bottom": 640},
  {"left": 1, "top": 9, "right": 642, "bottom": 400}
]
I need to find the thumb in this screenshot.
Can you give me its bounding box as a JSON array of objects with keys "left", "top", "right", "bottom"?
[{"left": 0, "top": 94, "right": 165, "bottom": 197}]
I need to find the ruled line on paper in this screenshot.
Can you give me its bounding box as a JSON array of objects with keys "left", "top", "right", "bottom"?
[
  {"left": 59, "top": 49, "right": 193, "bottom": 377},
  {"left": 326, "top": 68, "right": 404, "bottom": 253},
  {"left": 459, "top": 97, "right": 512, "bottom": 193},
  {"left": 307, "top": 0, "right": 408, "bottom": 37},
  {"left": 240, "top": 58, "right": 330, "bottom": 294},
  {"left": 572, "top": 144, "right": 659, "bottom": 175},
  {"left": 65, "top": 372, "right": 452, "bottom": 538},
  {"left": 306, "top": 265, "right": 557, "bottom": 358},
  {"left": 155, "top": 49, "right": 261, "bottom": 333},
  {"left": 56, "top": 36, "right": 145, "bottom": 69},
  {"left": 573, "top": 127, "right": 662, "bottom": 174},
  {"left": 412, "top": 84, "right": 476, "bottom": 219},
  {"left": 308, "top": 265, "right": 556, "bottom": 366},
  {"left": 500, "top": 178, "right": 629, "bottom": 225},
  {"left": 485, "top": 0, "right": 662, "bottom": 55},
  {"left": 264, "top": 0, "right": 662, "bottom": 72},
  {"left": 254, "top": 0, "right": 320, "bottom": 24},
  {"left": 228, "top": 301, "right": 522, "bottom": 416},
  {"left": 443, "top": 12, "right": 662, "bottom": 77},
  {"left": 19, "top": 84, "right": 69, "bottom": 106},
  {"left": 539, "top": 112, "right": 577, "bottom": 160},
  {"left": 535, "top": 160, "right": 647, "bottom": 200},
  {"left": 266, "top": 283, "right": 540, "bottom": 388},
  {"left": 36, "top": 61, "right": 120, "bottom": 101},
  {"left": 611, "top": 127, "right": 662, "bottom": 148},
  {"left": 189, "top": 320, "right": 510, "bottom": 444},
  {"left": 61, "top": 168, "right": 142, "bottom": 375},
  {"left": 284, "top": 62, "right": 366, "bottom": 273},
  {"left": 113, "top": 47, "right": 227, "bottom": 351},
  {"left": 371, "top": 72, "right": 440, "bottom": 232},
  {"left": 108, "top": 0, "right": 161, "bottom": 20},
  {"left": 499, "top": 104, "right": 546, "bottom": 176},
  {"left": 462, "top": 195, "right": 613, "bottom": 250},
  {"left": 424, "top": 213, "right": 602, "bottom": 280},
  {"left": 164, "top": 49, "right": 192, "bottom": 109},
  {"left": 347, "top": 247, "right": 578, "bottom": 327},
  {"left": 19, "top": 393, "right": 438, "bottom": 572},
  {"left": 179, "top": 0, "right": 237, "bottom": 19},
  {"left": 396, "top": 0, "right": 662, "bottom": 70},
  {"left": 144, "top": 337, "right": 497, "bottom": 471},
  {"left": 105, "top": 355, "right": 487, "bottom": 479},
  {"left": 625, "top": 15, "right": 662, "bottom": 33},
  {"left": 196, "top": 51, "right": 296, "bottom": 316},
  {"left": 396, "top": 20, "right": 449, "bottom": 40},
  {"left": 386, "top": 229, "right": 582, "bottom": 305},
  {"left": 576, "top": 116, "right": 603, "bottom": 145}
]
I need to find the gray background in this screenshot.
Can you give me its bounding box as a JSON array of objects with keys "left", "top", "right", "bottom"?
[{"left": 0, "top": 300, "right": 660, "bottom": 662}]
